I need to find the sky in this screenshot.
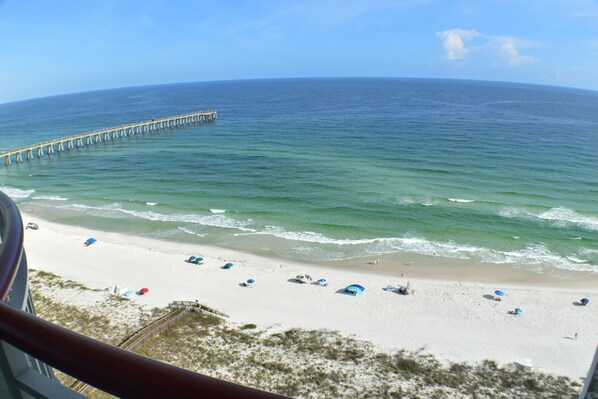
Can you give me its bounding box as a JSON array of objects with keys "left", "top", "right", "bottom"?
[{"left": 1, "top": 0, "right": 598, "bottom": 103}]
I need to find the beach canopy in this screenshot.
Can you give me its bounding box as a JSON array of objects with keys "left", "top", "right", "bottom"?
[
  {"left": 581, "top": 298, "right": 590, "bottom": 305},
  {"left": 515, "top": 308, "right": 523, "bottom": 314},
  {"left": 495, "top": 290, "right": 505, "bottom": 297},
  {"left": 345, "top": 284, "right": 365, "bottom": 294},
  {"left": 139, "top": 288, "right": 149, "bottom": 295},
  {"left": 247, "top": 279, "right": 255, "bottom": 284}
]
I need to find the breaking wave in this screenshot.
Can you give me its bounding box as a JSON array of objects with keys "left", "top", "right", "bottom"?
[
  {"left": 0, "top": 187, "right": 35, "bottom": 199},
  {"left": 499, "top": 206, "right": 598, "bottom": 231}
]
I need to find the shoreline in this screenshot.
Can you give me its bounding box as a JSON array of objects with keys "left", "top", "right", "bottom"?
[
  {"left": 20, "top": 204, "right": 598, "bottom": 288},
  {"left": 21, "top": 213, "right": 598, "bottom": 380}
]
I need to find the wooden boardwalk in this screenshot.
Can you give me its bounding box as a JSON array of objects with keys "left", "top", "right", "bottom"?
[
  {"left": 1, "top": 110, "right": 217, "bottom": 167},
  {"left": 70, "top": 301, "right": 228, "bottom": 396}
]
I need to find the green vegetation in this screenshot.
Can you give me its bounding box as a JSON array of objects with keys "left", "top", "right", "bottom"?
[{"left": 29, "top": 269, "right": 581, "bottom": 399}]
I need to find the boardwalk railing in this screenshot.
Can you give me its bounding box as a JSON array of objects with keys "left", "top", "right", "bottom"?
[{"left": 1, "top": 110, "right": 217, "bottom": 166}]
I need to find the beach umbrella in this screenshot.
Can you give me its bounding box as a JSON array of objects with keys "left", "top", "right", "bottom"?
[
  {"left": 188, "top": 256, "right": 197, "bottom": 262},
  {"left": 515, "top": 308, "right": 523, "bottom": 314},
  {"left": 318, "top": 279, "right": 327, "bottom": 283},
  {"left": 495, "top": 290, "right": 505, "bottom": 297},
  {"left": 247, "top": 279, "right": 255, "bottom": 284},
  {"left": 195, "top": 257, "right": 204, "bottom": 262},
  {"left": 225, "top": 263, "right": 233, "bottom": 267},
  {"left": 345, "top": 284, "right": 365, "bottom": 295},
  {"left": 139, "top": 288, "right": 149, "bottom": 295},
  {"left": 581, "top": 298, "right": 590, "bottom": 305}
]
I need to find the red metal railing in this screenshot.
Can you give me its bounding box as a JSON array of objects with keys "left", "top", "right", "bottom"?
[{"left": 0, "top": 190, "right": 286, "bottom": 399}]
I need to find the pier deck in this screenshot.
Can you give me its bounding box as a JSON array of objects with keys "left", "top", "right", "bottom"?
[{"left": 1, "top": 110, "right": 217, "bottom": 166}]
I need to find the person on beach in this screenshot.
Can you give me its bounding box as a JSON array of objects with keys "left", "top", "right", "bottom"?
[{"left": 574, "top": 333, "right": 578, "bottom": 341}]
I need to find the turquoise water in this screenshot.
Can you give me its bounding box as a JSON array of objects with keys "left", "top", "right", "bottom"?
[{"left": 1, "top": 78, "right": 597, "bottom": 273}]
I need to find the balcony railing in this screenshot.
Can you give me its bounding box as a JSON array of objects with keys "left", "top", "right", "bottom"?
[{"left": 0, "top": 190, "right": 286, "bottom": 399}]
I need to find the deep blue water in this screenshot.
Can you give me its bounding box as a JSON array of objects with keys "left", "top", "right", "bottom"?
[{"left": 1, "top": 78, "right": 597, "bottom": 273}]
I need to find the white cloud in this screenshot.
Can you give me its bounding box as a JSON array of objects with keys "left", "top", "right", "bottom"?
[
  {"left": 437, "top": 28, "right": 536, "bottom": 66},
  {"left": 495, "top": 37, "right": 535, "bottom": 65},
  {"left": 436, "top": 29, "right": 479, "bottom": 60}
]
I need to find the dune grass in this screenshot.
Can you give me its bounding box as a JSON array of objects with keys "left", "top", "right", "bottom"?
[{"left": 29, "top": 269, "right": 581, "bottom": 399}]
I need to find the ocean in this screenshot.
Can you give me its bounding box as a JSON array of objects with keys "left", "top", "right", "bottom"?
[{"left": 1, "top": 78, "right": 597, "bottom": 274}]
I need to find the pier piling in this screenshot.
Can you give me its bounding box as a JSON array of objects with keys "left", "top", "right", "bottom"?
[{"left": 0, "top": 111, "right": 216, "bottom": 168}]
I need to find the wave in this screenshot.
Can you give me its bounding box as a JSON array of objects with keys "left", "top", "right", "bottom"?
[
  {"left": 117, "top": 209, "right": 256, "bottom": 232},
  {"left": 395, "top": 196, "right": 437, "bottom": 207},
  {"left": 448, "top": 198, "right": 474, "bottom": 203},
  {"left": 499, "top": 206, "right": 598, "bottom": 231},
  {"left": 210, "top": 209, "right": 226, "bottom": 214},
  {"left": 32, "top": 195, "right": 69, "bottom": 201},
  {"left": 177, "top": 226, "right": 207, "bottom": 238},
  {"left": 146, "top": 202, "right": 158, "bottom": 206},
  {"left": 537, "top": 207, "right": 598, "bottom": 231},
  {"left": 0, "top": 187, "right": 35, "bottom": 199},
  {"left": 238, "top": 226, "right": 596, "bottom": 272},
  {"left": 58, "top": 203, "right": 254, "bottom": 231}
]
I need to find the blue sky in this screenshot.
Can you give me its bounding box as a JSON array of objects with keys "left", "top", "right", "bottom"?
[{"left": 1, "top": 0, "right": 598, "bottom": 103}]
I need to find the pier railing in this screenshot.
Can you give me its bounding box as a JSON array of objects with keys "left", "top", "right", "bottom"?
[
  {"left": 1, "top": 110, "right": 217, "bottom": 166},
  {"left": 0, "top": 190, "right": 286, "bottom": 398}
]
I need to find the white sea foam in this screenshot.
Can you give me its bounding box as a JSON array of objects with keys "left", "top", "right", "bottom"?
[
  {"left": 448, "top": 198, "right": 474, "bottom": 203},
  {"left": 537, "top": 207, "right": 598, "bottom": 231},
  {"left": 499, "top": 206, "right": 598, "bottom": 231},
  {"left": 241, "top": 226, "right": 597, "bottom": 272},
  {"left": 146, "top": 202, "right": 158, "bottom": 206},
  {"left": 117, "top": 209, "right": 256, "bottom": 232},
  {"left": 177, "top": 226, "right": 207, "bottom": 238},
  {"left": 210, "top": 209, "right": 226, "bottom": 214},
  {"left": 32, "top": 195, "right": 69, "bottom": 201},
  {"left": 0, "top": 187, "right": 35, "bottom": 199}
]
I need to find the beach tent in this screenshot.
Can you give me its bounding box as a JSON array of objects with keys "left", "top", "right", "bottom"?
[
  {"left": 345, "top": 284, "right": 365, "bottom": 295},
  {"left": 138, "top": 288, "right": 149, "bottom": 295},
  {"left": 581, "top": 298, "right": 590, "bottom": 306},
  {"left": 84, "top": 238, "right": 97, "bottom": 247}
]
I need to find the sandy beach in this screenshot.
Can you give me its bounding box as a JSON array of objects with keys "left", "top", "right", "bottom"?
[{"left": 22, "top": 215, "right": 598, "bottom": 381}]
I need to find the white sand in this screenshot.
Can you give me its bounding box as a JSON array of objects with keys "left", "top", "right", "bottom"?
[{"left": 23, "top": 217, "right": 597, "bottom": 380}]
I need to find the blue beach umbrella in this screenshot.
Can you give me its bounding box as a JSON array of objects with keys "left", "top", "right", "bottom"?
[
  {"left": 318, "top": 279, "right": 327, "bottom": 283},
  {"left": 495, "top": 290, "right": 505, "bottom": 297},
  {"left": 514, "top": 308, "right": 523, "bottom": 314},
  {"left": 581, "top": 298, "right": 590, "bottom": 305},
  {"left": 247, "top": 279, "right": 255, "bottom": 284},
  {"left": 188, "top": 256, "right": 197, "bottom": 262},
  {"left": 195, "top": 257, "right": 204, "bottom": 262},
  {"left": 225, "top": 263, "right": 233, "bottom": 267},
  {"left": 345, "top": 284, "right": 365, "bottom": 295}
]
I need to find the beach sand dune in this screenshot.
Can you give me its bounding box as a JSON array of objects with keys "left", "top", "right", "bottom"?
[{"left": 23, "top": 217, "right": 598, "bottom": 380}]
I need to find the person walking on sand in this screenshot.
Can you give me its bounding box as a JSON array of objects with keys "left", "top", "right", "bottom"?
[{"left": 574, "top": 332, "right": 578, "bottom": 341}]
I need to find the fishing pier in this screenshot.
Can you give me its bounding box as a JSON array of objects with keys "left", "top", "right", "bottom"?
[{"left": 1, "top": 110, "right": 217, "bottom": 166}]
